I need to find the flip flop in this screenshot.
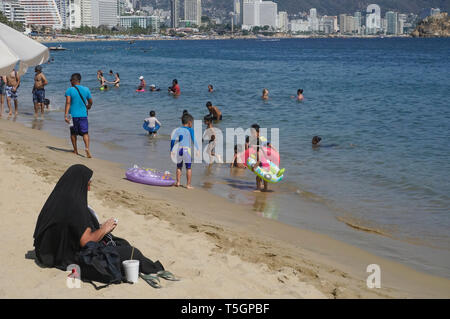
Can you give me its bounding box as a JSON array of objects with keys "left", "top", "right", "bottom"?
[
  {"left": 157, "top": 270, "right": 180, "bottom": 281},
  {"left": 140, "top": 273, "right": 161, "bottom": 288}
]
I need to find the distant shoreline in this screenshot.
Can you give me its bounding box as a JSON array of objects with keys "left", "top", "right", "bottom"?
[{"left": 36, "top": 34, "right": 415, "bottom": 44}]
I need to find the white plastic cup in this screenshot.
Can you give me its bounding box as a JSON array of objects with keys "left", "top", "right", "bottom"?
[{"left": 122, "top": 260, "right": 139, "bottom": 283}]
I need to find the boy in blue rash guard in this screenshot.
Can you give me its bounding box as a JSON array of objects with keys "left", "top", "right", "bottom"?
[{"left": 170, "top": 113, "right": 199, "bottom": 189}]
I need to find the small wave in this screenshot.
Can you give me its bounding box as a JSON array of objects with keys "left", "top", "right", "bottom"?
[{"left": 336, "top": 216, "right": 388, "bottom": 236}]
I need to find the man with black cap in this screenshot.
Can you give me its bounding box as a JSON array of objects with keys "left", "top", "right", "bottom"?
[{"left": 33, "top": 65, "right": 48, "bottom": 118}]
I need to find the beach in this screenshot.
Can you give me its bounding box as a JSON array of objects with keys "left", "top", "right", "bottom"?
[
  {"left": 0, "top": 118, "right": 449, "bottom": 298},
  {"left": 34, "top": 33, "right": 411, "bottom": 44},
  {"left": 13, "top": 38, "right": 449, "bottom": 278}
]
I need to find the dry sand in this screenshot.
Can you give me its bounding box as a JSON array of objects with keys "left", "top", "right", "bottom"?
[{"left": 0, "top": 119, "right": 449, "bottom": 298}]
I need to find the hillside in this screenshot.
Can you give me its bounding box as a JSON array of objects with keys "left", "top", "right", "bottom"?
[
  {"left": 276, "top": 0, "right": 449, "bottom": 15},
  {"left": 142, "top": 0, "right": 449, "bottom": 16},
  {"left": 411, "top": 12, "right": 450, "bottom": 37}
]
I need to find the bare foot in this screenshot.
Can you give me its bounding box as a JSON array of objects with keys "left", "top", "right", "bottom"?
[
  {"left": 72, "top": 150, "right": 78, "bottom": 155},
  {"left": 253, "top": 189, "right": 261, "bottom": 193},
  {"left": 174, "top": 183, "right": 180, "bottom": 187},
  {"left": 185, "top": 185, "right": 194, "bottom": 189},
  {"left": 85, "top": 149, "right": 92, "bottom": 158}
]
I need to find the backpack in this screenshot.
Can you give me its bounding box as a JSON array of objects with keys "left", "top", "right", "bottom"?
[{"left": 76, "top": 241, "right": 123, "bottom": 289}]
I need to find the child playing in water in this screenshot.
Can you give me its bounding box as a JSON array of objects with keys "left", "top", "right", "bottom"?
[
  {"left": 144, "top": 110, "right": 161, "bottom": 136},
  {"left": 247, "top": 124, "right": 269, "bottom": 192},
  {"left": 262, "top": 88, "right": 269, "bottom": 100},
  {"left": 203, "top": 115, "right": 221, "bottom": 163},
  {"left": 231, "top": 144, "right": 247, "bottom": 169},
  {"left": 170, "top": 113, "right": 199, "bottom": 189},
  {"left": 208, "top": 84, "right": 214, "bottom": 93}
]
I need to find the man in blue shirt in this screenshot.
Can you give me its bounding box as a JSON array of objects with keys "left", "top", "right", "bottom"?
[
  {"left": 64, "top": 73, "right": 93, "bottom": 158},
  {"left": 170, "top": 113, "right": 199, "bottom": 189}
]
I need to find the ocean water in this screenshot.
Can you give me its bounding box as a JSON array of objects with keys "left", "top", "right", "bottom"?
[{"left": 9, "top": 38, "right": 450, "bottom": 277}]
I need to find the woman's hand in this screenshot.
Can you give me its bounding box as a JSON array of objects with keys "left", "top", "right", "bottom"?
[{"left": 101, "top": 218, "right": 117, "bottom": 234}]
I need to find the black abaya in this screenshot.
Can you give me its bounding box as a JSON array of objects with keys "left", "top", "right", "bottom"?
[{"left": 33, "top": 164, "right": 164, "bottom": 275}]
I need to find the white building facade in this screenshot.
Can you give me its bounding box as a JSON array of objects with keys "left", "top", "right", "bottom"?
[
  {"left": 0, "top": 0, "right": 26, "bottom": 24},
  {"left": 289, "top": 19, "right": 309, "bottom": 33},
  {"left": 366, "top": 4, "right": 381, "bottom": 34},
  {"left": 277, "top": 11, "right": 287, "bottom": 31},
  {"left": 119, "top": 15, "right": 159, "bottom": 32},
  {"left": 184, "top": 0, "right": 201, "bottom": 26},
  {"left": 308, "top": 8, "right": 319, "bottom": 32},
  {"left": 91, "top": 0, "right": 117, "bottom": 27},
  {"left": 66, "top": 0, "right": 92, "bottom": 29},
  {"left": 243, "top": 0, "right": 277, "bottom": 29},
  {"left": 18, "top": 0, "right": 63, "bottom": 28}
]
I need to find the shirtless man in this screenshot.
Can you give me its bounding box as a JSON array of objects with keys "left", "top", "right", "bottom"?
[
  {"left": 33, "top": 65, "right": 48, "bottom": 117},
  {"left": 205, "top": 101, "right": 222, "bottom": 120},
  {"left": 5, "top": 69, "right": 20, "bottom": 116},
  {"left": 0, "top": 75, "right": 6, "bottom": 118}
]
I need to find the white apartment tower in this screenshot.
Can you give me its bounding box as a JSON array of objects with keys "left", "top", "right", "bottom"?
[
  {"left": 233, "top": 0, "right": 240, "bottom": 25},
  {"left": 243, "top": 0, "right": 277, "bottom": 29},
  {"left": 91, "top": 0, "right": 118, "bottom": 27},
  {"left": 19, "top": 0, "right": 63, "bottom": 29},
  {"left": 0, "top": 0, "right": 26, "bottom": 24},
  {"left": 366, "top": 4, "right": 381, "bottom": 34},
  {"left": 386, "top": 11, "right": 398, "bottom": 35},
  {"left": 171, "top": 0, "right": 179, "bottom": 28},
  {"left": 184, "top": 0, "right": 201, "bottom": 26},
  {"left": 277, "top": 11, "right": 287, "bottom": 32},
  {"left": 308, "top": 8, "right": 319, "bottom": 31}
]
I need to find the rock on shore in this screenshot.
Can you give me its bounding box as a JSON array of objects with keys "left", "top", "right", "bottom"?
[{"left": 411, "top": 12, "right": 450, "bottom": 37}]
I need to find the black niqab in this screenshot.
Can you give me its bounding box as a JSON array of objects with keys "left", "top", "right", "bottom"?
[{"left": 33, "top": 164, "right": 98, "bottom": 270}]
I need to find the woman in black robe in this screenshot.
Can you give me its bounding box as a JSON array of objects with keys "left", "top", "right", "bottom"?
[{"left": 33, "top": 164, "right": 165, "bottom": 276}]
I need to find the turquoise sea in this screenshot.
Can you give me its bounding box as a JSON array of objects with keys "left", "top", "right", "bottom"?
[{"left": 10, "top": 38, "right": 450, "bottom": 277}]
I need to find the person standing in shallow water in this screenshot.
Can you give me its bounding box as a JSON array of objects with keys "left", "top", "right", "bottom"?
[
  {"left": 64, "top": 73, "right": 93, "bottom": 158},
  {"left": 32, "top": 65, "right": 48, "bottom": 118},
  {"left": 0, "top": 75, "right": 6, "bottom": 118}
]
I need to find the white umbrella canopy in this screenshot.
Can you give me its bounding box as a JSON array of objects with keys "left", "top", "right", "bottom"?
[{"left": 0, "top": 22, "right": 49, "bottom": 76}]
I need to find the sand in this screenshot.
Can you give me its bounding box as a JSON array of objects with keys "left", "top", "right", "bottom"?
[{"left": 0, "top": 118, "right": 449, "bottom": 298}]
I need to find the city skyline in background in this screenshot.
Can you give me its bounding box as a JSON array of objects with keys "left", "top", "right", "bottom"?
[{"left": 0, "top": 0, "right": 445, "bottom": 36}]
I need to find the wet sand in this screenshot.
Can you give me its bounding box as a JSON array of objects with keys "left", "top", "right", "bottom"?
[{"left": 0, "top": 118, "right": 449, "bottom": 298}]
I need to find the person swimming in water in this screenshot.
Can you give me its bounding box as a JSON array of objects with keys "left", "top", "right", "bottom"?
[
  {"left": 208, "top": 84, "right": 214, "bottom": 93},
  {"left": 137, "top": 76, "right": 146, "bottom": 91},
  {"left": 262, "top": 88, "right": 269, "bottom": 100},
  {"left": 149, "top": 84, "right": 160, "bottom": 92},
  {"left": 107, "top": 73, "right": 120, "bottom": 88},
  {"left": 312, "top": 136, "right": 338, "bottom": 148},
  {"left": 297, "top": 89, "right": 304, "bottom": 101}
]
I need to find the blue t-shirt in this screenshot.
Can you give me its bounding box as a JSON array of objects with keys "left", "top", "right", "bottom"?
[
  {"left": 170, "top": 127, "right": 199, "bottom": 151},
  {"left": 65, "top": 85, "right": 92, "bottom": 118}
]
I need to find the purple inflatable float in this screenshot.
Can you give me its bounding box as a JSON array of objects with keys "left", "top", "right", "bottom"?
[{"left": 126, "top": 166, "right": 175, "bottom": 187}]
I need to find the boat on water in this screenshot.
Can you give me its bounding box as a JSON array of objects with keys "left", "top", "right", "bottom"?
[
  {"left": 48, "top": 44, "right": 66, "bottom": 51},
  {"left": 256, "top": 35, "right": 280, "bottom": 41}
]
